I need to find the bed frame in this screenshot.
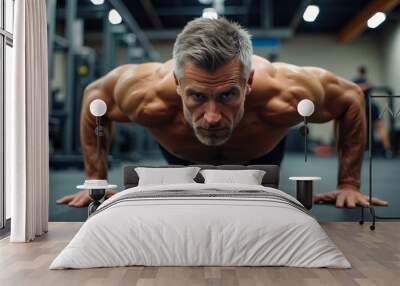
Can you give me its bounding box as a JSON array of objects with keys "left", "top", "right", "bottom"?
[{"left": 123, "top": 165, "right": 280, "bottom": 189}]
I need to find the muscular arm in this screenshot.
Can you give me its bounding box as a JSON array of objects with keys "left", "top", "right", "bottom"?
[
  {"left": 56, "top": 67, "right": 131, "bottom": 207},
  {"left": 80, "top": 66, "right": 132, "bottom": 180},
  {"left": 82, "top": 62, "right": 176, "bottom": 179},
  {"left": 311, "top": 70, "right": 386, "bottom": 207},
  {"left": 329, "top": 80, "right": 366, "bottom": 190},
  {"left": 309, "top": 69, "right": 366, "bottom": 190},
  {"left": 57, "top": 62, "right": 177, "bottom": 207},
  {"left": 269, "top": 63, "right": 387, "bottom": 207}
]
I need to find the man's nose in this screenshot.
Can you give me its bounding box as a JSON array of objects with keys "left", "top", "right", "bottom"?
[{"left": 204, "top": 103, "right": 222, "bottom": 125}]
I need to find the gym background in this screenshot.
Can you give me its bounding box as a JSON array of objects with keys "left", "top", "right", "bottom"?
[{"left": 45, "top": 0, "right": 400, "bottom": 221}]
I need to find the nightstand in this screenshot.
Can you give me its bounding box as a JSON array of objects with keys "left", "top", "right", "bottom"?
[{"left": 289, "top": 176, "right": 321, "bottom": 210}]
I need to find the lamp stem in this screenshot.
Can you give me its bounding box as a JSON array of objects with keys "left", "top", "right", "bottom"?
[
  {"left": 304, "top": 117, "right": 308, "bottom": 162},
  {"left": 96, "top": 116, "right": 101, "bottom": 161}
]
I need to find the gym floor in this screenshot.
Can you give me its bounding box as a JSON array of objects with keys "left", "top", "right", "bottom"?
[{"left": 49, "top": 152, "right": 400, "bottom": 223}]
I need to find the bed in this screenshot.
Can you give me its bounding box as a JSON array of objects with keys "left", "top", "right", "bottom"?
[{"left": 50, "top": 165, "right": 350, "bottom": 269}]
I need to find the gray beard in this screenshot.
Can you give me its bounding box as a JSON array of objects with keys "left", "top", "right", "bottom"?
[
  {"left": 193, "top": 128, "right": 232, "bottom": 146},
  {"left": 183, "top": 102, "right": 244, "bottom": 147}
]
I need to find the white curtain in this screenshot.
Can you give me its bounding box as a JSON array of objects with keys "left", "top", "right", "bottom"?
[{"left": 6, "top": 0, "right": 49, "bottom": 242}]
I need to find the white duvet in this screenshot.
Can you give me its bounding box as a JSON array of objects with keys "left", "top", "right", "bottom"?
[{"left": 50, "top": 183, "right": 351, "bottom": 269}]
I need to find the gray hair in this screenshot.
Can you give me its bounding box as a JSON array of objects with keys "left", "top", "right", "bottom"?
[{"left": 173, "top": 17, "right": 253, "bottom": 82}]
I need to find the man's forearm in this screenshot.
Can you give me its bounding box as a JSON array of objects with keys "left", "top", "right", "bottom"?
[
  {"left": 336, "top": 96, "right": 366, "bottom": 190},
  {"left": 78, "top": 65, "right": 138, "bottom": 180},
  {"left": 80, "top": 86, "right": 114, "bottom": 180},
  {"left": 81, "top": 115, "right": 113, "bottom": 180}
]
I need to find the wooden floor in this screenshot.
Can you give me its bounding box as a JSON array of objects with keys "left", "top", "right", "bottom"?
[{"left": 0, "top": 222, "right": 399, "bottom": 286}]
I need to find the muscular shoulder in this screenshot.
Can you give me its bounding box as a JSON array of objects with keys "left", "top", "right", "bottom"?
[
  {"left": 251, "top": 58, "right": 324, "bottom": 101},
  {"left": 112, "top": 63, "right": 165, "bottom": 97},
  {"left": 111, "top": 61, "right": 179, "bottom": 126},
  {"left": 250, "top": 59, "right": 324, "bottom": 121},
  {"left": 85, "top": 64, "right": 133, "bottom": 94},
  {"left": 289, "top": 66, "right": 363, "bottom": 120},
  {"left": 250, "top": 57, "right": 363, "bottom": 124},
  {"left": 272, "top": 63, "right": 325, "bottom": 101}
]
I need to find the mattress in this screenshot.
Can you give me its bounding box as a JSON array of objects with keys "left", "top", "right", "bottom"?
[{"left": 50, "top": 183, "right": 351, "bottom": 269}]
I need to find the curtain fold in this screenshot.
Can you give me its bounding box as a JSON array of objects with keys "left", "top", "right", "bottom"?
[{"left": 7, "top": 0, "right": 49, "bottom": 242}]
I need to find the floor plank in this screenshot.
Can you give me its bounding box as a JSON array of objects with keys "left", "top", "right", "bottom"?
[{"left": 0, "top": 222, "right": 399, "bottom": 286}]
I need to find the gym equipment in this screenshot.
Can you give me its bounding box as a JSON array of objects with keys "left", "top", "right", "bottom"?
[
  {"left": 359, "top": 91, "right": 400, "bottom": 231},
  {"left": 48, "top": 0, "right": 161, "bottom": 169}
]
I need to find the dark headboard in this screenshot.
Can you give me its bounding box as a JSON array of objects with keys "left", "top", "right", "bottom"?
[{"left": 123, "top": 165, "right": 280, "bottom": 189}]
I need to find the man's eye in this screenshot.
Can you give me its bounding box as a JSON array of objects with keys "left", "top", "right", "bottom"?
[
  {"left": 220, "top": 92, "right": 234, "bottom": 101},
  {"left": 189, "top": 93, "right": 205, "bottom": 101}
]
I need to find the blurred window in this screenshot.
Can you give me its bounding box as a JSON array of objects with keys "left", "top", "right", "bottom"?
[{"left": 1, "top": 0, "right": 13, "bottom": 230}]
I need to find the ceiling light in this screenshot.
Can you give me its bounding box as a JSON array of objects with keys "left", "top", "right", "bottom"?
[
  {"left": 202, "top": 8, "right": 218, "bottom": 19},
  {"left": 367, "top": 12, "right": 386, "bottom": 29},
  {"left": 303, "top": 5, "right": 320, "bottom": 23},
  {"left": 108, "top": 9, "right": 122, "bottom": 25},
  {"left": 90, "top": 0, "right": 104, "bottom": 5}
]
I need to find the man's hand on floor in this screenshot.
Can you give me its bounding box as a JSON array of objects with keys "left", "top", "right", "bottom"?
[
  {"left": 314, "top": 189, "right": 388, "bottom": 208},
  {"left": 56, "top": 190, "right": 116, "bottom": 208}
]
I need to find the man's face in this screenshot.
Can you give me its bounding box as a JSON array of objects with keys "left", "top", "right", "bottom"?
[{"left": 174, "top": 60, "right": 253, "bottom": 146}]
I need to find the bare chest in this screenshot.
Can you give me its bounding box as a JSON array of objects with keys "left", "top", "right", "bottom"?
[{"left": 147, "top": 112, "right": 289, "bottom": 164}]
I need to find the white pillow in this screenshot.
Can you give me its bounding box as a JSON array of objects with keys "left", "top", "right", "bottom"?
[
  {"left": 200, "top": 169, "right": 266, "bottom": 185},
  {"left": 135, "top": 167, "right": 201, "bottom": 186}
]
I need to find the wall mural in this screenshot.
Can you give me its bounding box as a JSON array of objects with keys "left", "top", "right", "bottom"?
[{"left": 48, "top": 2, "right": 398, "bottom": 222}]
